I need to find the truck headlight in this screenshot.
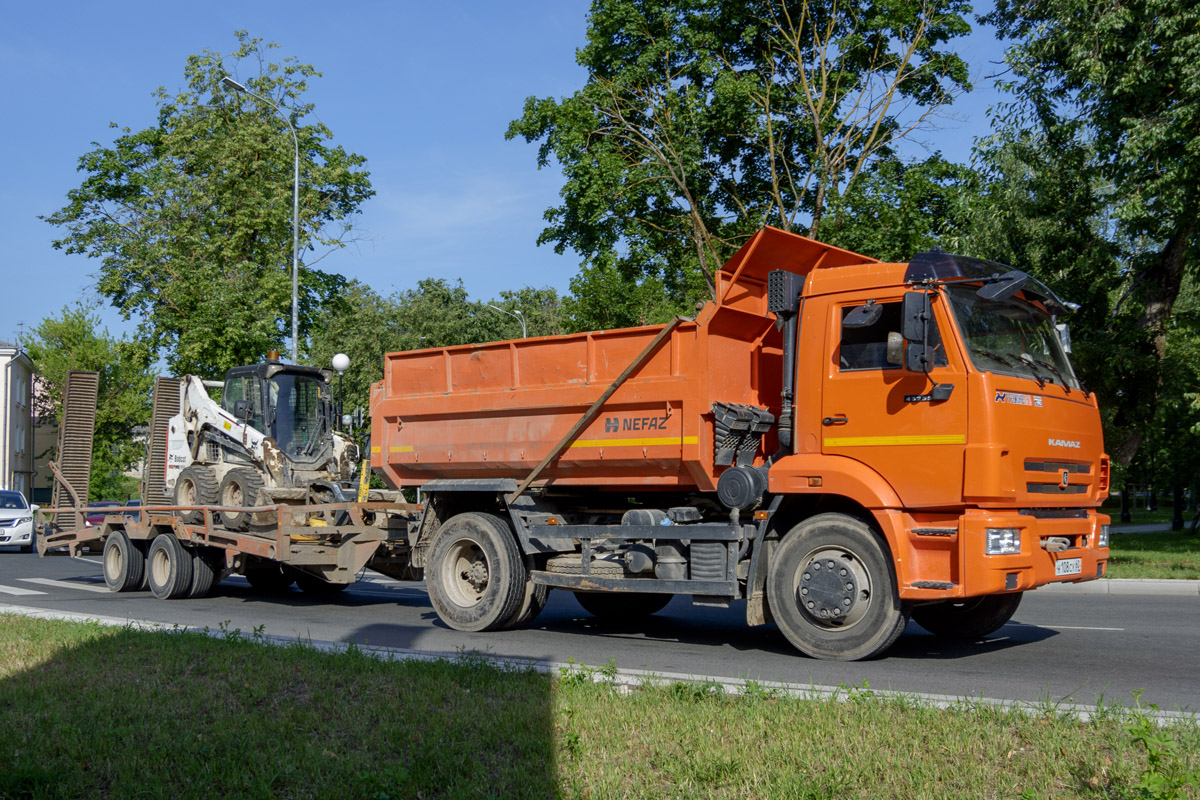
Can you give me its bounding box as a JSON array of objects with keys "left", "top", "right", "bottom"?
[
  {"left": 1098, "top": 524, "right": 1110, "bottom": 548},
  {"left": 985, "top": 528, "right": 1022, "bottom": 555}
]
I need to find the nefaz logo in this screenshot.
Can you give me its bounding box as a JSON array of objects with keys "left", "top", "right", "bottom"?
[
  {"left": 1048, "top": 438, "right": 1082, "bottom": 449},
  {"left": 995, "top": 391, "right": 1043, "bottom": 407},
  {"left": 603, "top": 415, "right": 671, "bottom": 433}
]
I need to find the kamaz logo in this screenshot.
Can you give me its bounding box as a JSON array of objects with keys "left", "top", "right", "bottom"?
[
  {"left": 1048, "top": 438, "right": 1081, "bottom": 449},
  {"left": 605, "top": 418, "right": 619, "bottom": 433}
]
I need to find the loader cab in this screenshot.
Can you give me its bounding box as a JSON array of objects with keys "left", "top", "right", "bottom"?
[{"left": 222, "top": 362, "right": 336, "bottom": 463}]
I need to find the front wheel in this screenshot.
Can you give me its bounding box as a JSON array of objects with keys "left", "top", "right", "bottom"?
[
  {"left": 767, "top": 513, "right": 908, "bottom": 661},
  {"left": 912, "top": 593, "right": 1023, "bottom": 639},
  {"left": 426, "top": 512, "right": 527, "bottom": 632}
]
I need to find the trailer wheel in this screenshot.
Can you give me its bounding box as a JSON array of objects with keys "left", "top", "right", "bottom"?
[
  {"left": 147, "top": 534, "right": 194, "bottom": 600},
  {"left": 767, "top": 513, "right": 908, "bottom": 661},
  {"left": 427, "top": 512, "right": 526, "bottom": 632},
  {"left": 291, "top": 569, "right": 349, "bottom": 595},
  {"left": 174, "top": 466, "right": 218, "bottom": 525},
  {"left": 186, "top": 546, "right": 221, "bottom": 598},
  {"left": 245, "top": 562, "right": 295, "bottom": 593},
  {"left": 102, "top": 531, "right": 145, "bottom": 592},
  {"left": 218, "top": 469, "right": 264, "bottom": 531},
  {"left": 573, "top": 591, "right": 671, "bottom": 621},
  {"left": 912, "top": 593, "right": 1023, "bottom": 639}
]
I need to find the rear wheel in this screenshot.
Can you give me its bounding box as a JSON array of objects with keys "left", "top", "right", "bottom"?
[
  {"left": 147, "top": 534, "right": 194, "bottom": 600},
  {"left": 426, "top": 512, "right": 526, "bottom": 632},
  {"left": 187, "top": 547, "right": 222, "bottom": 598},
  {"left": 499, "top": 582, "right": 550, "bottom": 630},
  {"left": 573, "top": 591, "right": 671, "bottom": 621},
  {"left": 102, "top": 531, "right": 145, "bottom": 592},
  {"left": 912, "top": 593, "right": 1023, "bottom": 639},
  {"left": 767, "top": 513, "right": 908, "bottom": 661},
  {"left": 218, "top": 469, "right": 264, "bottom": 531},
  {"left": 174, "top": 466, "right": 218, "bottom": 525}
]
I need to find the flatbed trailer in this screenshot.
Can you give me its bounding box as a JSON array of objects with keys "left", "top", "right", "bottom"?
[{"left": 38, "top": 496, "right": 422, "bottom": 599}]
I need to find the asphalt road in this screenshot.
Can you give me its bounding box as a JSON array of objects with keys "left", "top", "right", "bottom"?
[{"left": 2, "top": 548, "right": 1197, "bottom": 714}]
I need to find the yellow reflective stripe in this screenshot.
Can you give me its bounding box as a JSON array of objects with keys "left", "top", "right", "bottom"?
[
  {"left": 825, "top": 434, "right": 966, "bottom": 447},
  {"left": 389, "top": 445, "right": 414, "bottom": 453},
  {"left": 370, "top": 446, "right": 381, "bottom": 454},
  {"left": 570, "top": 436, "right": 699, "bottom": 448}
]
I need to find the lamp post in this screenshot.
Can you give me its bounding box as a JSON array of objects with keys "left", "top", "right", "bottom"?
[
  {"left": 486, "top": 304, "right": 527, "bottom": 338},
  {"left": 332, "top": 352, "right": 349, "bottom": 430},
  {"left": 222, "top": 76, "right": 301, "bottom": 364}
]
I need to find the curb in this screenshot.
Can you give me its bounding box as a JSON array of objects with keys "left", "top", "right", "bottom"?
[
  {"left": 1, "top": 603, "right": 1194, "bottom": 724},
  {"left": 1038, "top": 578, "right": 1200, "bottom": 597}
]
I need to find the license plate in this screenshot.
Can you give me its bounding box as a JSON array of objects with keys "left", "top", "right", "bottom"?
[{"left": 1055, "top": 557, "right": 1082, "bottom": 577}]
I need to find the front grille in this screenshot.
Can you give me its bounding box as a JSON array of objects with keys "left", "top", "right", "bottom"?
[
  {"left": 1028, "top": 484, "right": 1088, "bottom": 494},
  {"left": 1025, "top": 460, "right": 1090, "bottom": 474},
  {"left": 1019, "top": 508, "right": 1088, "bottom": 519}
]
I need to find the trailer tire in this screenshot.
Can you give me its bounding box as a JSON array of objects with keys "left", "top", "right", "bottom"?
[
  {"left": 174, "top": 466, "right": 218, "bottom": 525},
  {"left": 147, "top": 534, "right": 194, "bottom": 600},
  {"left": 245, "top": 562, "right": 294, "bottom": 593},
  {"left": 427, "top": 512, "right": 526, "bottom": 632},
  {"left": 573, "top": 591, "right": 671, "bottom": 621},
  {"left": 912, "top": 593, "right": 1023, "bottom": 639},
  {"left": 291, "top": 569, "right": 349, "bottom": 595},
  {"left": 186, "top": 546, "right": 220, "bottom": 598},
  {"left": 218, "top": 469, "right": 264, "bottom": 531},
  {"left": 767, "top": 513, "right": 908, "bottom": 661},
  {"left": 102, "top": 531, "right": 145, "bottom": 592}
]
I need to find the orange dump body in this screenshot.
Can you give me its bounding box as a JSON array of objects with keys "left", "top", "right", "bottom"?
[{"left": 371, "top": 228, "right": 874, "bottom": 491}]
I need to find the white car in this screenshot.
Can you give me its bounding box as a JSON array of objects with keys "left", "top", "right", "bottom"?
[{"left": 0, "top": 490, "right": 38, "bottom": 554}]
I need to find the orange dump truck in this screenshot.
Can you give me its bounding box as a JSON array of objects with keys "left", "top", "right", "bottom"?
[{"left": 370, "top": 226, "right": 1110, "bottom": 660}]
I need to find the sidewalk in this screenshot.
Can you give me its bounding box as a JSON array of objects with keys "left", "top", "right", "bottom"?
[{"left": 1110, "top": 522, "right": 1179, "bottom": 534}]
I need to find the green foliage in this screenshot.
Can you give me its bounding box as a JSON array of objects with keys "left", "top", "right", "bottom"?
[
  {"left": 21, "top": 304, "right": 154, "bottom": 501},
  {"left": 982, "top": 0, "right": 1200, "bottom": 470},
  {"left": 508, "top": 0, "right": 973, "bottom": 320},
  {"left": 43, "top": 31, "right": 373, "bottom": 378},
  {"left": 1126, "top": 690, "right": 1199, "bottom": 799}
]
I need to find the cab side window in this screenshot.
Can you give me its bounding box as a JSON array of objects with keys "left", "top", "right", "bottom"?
[{"left": 839, "top": 302, "right": 948, "bottom": 371}]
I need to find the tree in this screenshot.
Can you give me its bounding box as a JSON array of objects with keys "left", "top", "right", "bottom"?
[
  {"left": 508, "top": 0, "right": 972, "bottom": 317},
  {"left": 986, "top": 0, "right": 1200, "bottom": 467},
  {"left": 44, "top": 31, "right": 373, "bottom": 378},
  {"left": 22, "top": 305, "right": 154, "bottom": 501}
]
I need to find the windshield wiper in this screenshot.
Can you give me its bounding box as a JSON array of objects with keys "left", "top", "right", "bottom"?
[
  {"left": 1017, "top": 354, "right": 1049, "bottom": 388},
  {"left": 1026, "top": 356, "right": 1071, "bottom": 394},
  {"left": 973, "top": 349, "right": 1018, "bottom": 367}
]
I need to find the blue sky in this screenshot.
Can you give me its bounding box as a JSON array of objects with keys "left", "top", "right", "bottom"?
[{"left": 0, "top": 1, "right": 1008, "bottom": 346}]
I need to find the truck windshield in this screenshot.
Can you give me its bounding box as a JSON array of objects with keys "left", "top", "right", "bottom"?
[
  {"left": 944, "top": 285, "right": 1081, "bottom": 390},
  {"left": 269, "top": 374, "right": 330, "bottom": 459}
]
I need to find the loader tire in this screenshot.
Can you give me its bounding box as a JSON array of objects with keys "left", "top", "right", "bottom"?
[
  {"left": 427, "top": 512, "right": 526, "bottom": 633},
  {"left": 912, "top": 593, "right": 1023, "bottom": 640},
  {"left": 174, "top": 466, "right": 218, "bottom": 525},
  {"left": 767, "top": 513, "right": 908, "bottom": 661},
  {"left": 218, "top": 469, "right": 264, "bottom": 531},
  {"left": 147, "top": 534, "right": 194, "bottom": 600},
  {"left": 102, "top": 530, "right": 145, "bottom": 592}
]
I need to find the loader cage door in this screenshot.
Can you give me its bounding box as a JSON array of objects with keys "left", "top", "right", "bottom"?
[{"left": 268, "top": 374, "right": 331, "bottom": 460}]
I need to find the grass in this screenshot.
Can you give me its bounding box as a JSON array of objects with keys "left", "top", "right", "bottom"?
[
  {"left": 2, "top": 614, "right": 1198, "bottom": 799},
  {"left": 1106, "top": 530, "right": 1200, "bottom": 580}
]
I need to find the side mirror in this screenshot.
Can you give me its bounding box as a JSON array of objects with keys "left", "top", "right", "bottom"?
[
  {"left": 886, "top": 332, "right": 905, "bottom": 366},
  {"left": 1056, "top": 322, "right": 1072, "bottom": 353},
  {"left": 901, "top": 291, "right": 932, "bottom": 372},
  {"left": 843, "top": 302, "right": 883, "bottom": 329},
  {"left": 30, "top": 504, "right": 40, "bottom": 513},
  {"left": 233, "top": 399, "right": 250, "bottom": 420}
]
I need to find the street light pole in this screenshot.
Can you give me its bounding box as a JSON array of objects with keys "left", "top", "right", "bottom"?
[
  {"left": 222, "top": 76, "right": 301, "bottom": 364},
  {"left": 332, "top": 353, "right": 349, "bottom": 431},
  {"left": 486, "top": 304, "right": 527, "bottom": 338}
]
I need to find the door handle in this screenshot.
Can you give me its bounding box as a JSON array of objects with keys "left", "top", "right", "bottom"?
[{"left": 822, "top": 415, "right": 849, "bottom": 426}]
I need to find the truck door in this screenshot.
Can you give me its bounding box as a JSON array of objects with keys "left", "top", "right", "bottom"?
[{"left": 820, "top": 294, "right": 968, "bottom": 508}]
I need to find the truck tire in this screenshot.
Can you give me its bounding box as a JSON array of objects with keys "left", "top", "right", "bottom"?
[
  {"left": 147, "top": 534, "right": 194, "bottom": 600},
  {"left": 102, "top": 531, "right": 145, "bottom": 592},
  {"left": 427, "top": 512, "right": 527, "bottom": 632},
  {"left": 218, "top": 469, "right": 264, "bottom": 531},
  {"left": 499, "top": 582, "right": 550, "bottom": 630},
  {"left": 573, "top": 591, "right": 671, "bottom": 621},
  {"left": 186, "top": 546, "right": 220, "bottom": 598},
  {"left": 767, "top": 513, "right": 908, "bottom": 661},
  {"left": 291, "top": 569, "right": 350, "bottom": 595},
  {"left": 174, "top": 466, "right": 218, "bottom": 525},
  {"left": 245, "top": 562, "right": 295, "bottom": 593},
  {"left": 912, "top": 593, "right": 1023, "bottom": 639}
]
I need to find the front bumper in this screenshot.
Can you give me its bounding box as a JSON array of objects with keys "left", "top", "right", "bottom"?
[
  {"left": 0, "top": 522, "right": 34, "bottom": 546},
  {"left": 891, "top": 508, "right": 1109, "bottom": 600}
]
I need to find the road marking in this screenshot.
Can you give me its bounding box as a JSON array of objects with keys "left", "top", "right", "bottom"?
[
  {"left": 1012, "top": 622, "right": 1125, "bottom": 632},
  {"left": 19, "top": 578, "right": 111, "bottom": 594},
  {"left": 0, "top": 584, "right": 47, "bottom": 596}
]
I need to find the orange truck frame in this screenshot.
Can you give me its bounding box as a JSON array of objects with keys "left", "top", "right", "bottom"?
[{"left": 371, "top": 227, "right": 1110, "bottom": 660}]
